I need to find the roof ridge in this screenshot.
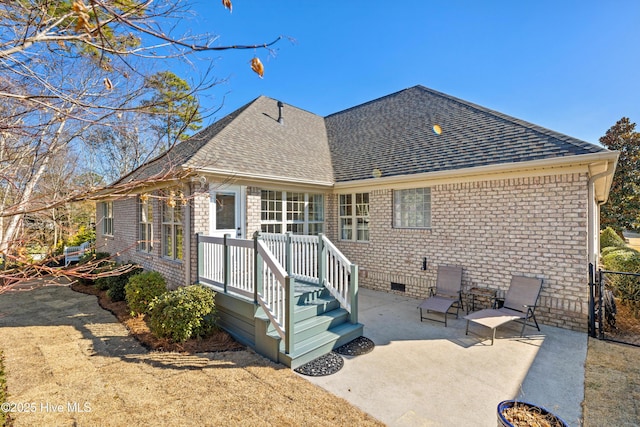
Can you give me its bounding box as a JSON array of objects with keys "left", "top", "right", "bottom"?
[{"left": 324, "top": 86, "right": 417, "bottom": 118}]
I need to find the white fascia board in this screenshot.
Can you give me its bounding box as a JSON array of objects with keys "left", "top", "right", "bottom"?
[
  {"left": 192, "top": 167, "right": 335, "bottom": 191},
  {"left": 333, "top": 152, "right": 619, "bottom": 192}
]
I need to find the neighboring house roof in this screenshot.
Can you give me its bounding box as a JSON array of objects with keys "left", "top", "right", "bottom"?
[
  {"left": 325, "top": 86, "right": 608, "bottom": 182},
  {"left": 104, "top": 85, "right": 616, "bottom": 193}
]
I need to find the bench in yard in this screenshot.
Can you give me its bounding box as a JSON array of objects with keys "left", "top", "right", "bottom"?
[{"left": 63, "top": 241, "right": 91, "bottom": 266}]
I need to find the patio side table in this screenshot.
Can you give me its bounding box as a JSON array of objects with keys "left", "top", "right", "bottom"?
[{"left": 465, "top": 287, "right": 497, "bottom": 313}]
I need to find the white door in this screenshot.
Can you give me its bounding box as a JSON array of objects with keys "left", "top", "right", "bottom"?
[{"left": 210, "top": 185, "right": 245, "bottom": 238}]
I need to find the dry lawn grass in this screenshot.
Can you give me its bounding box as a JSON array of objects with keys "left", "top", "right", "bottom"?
[
  {"left": 4, "top": 281, "right": 640, "bottom": 426},
  {"left": 0, "top": 283, "right": 383, "bottom": 427},
  {"left": 583, "top": 338, "right": 640, "bottom": 426}
]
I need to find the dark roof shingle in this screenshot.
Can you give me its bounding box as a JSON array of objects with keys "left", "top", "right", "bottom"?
[
  {"left": 325, "top": 86, "right": 607, "bottom": 182},
  {"left": 113, "top": 85, "right": 611, "bottom": 189}
]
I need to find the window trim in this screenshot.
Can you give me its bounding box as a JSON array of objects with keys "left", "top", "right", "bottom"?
[
  {"left": 339, "top": 193, "right": 370, "bottom": 242},
  {"left": 102, "top": 201, "right": 113, "bottom": 236},
  {"left": 138, "top": 197, "right": 153, "bottom": 253},
  {"left": 162, "top": 196, "right": 183, "bottom": 261},
  {"left": 260, "top": 191, "right": 325, "bottom": 235},
  {"left": 393, "top": 187, "right": 432, "bottom": 229}
]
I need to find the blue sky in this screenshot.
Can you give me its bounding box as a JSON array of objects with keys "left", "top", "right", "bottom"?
[{"left": 177, "top": 0, "right": 640, "bottom": 145}]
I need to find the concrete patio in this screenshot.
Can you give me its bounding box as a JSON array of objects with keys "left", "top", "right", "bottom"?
[{"left": 303, "top": 288, "right": 587, "bottom": 427}]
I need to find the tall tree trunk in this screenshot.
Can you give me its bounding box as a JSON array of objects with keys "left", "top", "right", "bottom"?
[{"left": 0, "top": 118, "right": 67, "bottom": 256}]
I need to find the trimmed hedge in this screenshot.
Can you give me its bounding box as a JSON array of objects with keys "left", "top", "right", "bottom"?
[
  {"left": 602, "top": 249, "right": 640, "bottom": 307},
  {"left": 125, "top": 271, "right": 167, "bottom": 316},
  {"left": 148, "top": 285, "right": 217, "bottom": 342},
  {"left": 600, "top": 227, "right": 627, "bottom": 251}
]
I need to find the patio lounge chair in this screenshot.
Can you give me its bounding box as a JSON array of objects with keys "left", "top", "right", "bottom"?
[
  {"left": 464, "top": 275, "right": 543, "bottom": 345},
  {"left": 418, "top": 265, "right": 463, "bottom": 326}
]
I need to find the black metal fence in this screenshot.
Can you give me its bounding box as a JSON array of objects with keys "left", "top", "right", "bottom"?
[{"left": 589, "top": 263, "right": 640, "bottom": 347}]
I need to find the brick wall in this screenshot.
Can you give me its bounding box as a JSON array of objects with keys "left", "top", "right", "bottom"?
[
  {"left": 246, "top": 186, "right": 262, "bottom": 237},
  {"left": 190, "top": 182, "right": 210, "bottom": 284},
  {"left": 95, "top": 192, "right": 186, "bottom": 289},
  {"left": 330, "top": 172, "right": 590, "bottom": 331},
  {"left": 95, "top": 172, "right": 591, "bottom": 331}
]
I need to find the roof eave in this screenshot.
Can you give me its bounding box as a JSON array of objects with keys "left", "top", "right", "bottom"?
[
  {"left": 333, "top": 151, "right": 620, "bottom": 191},
  {"left": 196, "top": 167, "right": 335, "bottom": 189}
]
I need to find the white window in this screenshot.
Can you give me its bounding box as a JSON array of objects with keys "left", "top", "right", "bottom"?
[
  {"left": 394, "top": 187, "right": 431, "bottom": 228},
  {"left": 162, "top": 195, "right": 183, "bottom": 261},
  {"left": 260, "top": 191, "right": 324, "bottom": 235},
  {"left": 339, "top": 193, "right": 369, "bottom": 241},
  {"left": 102, "top": 202, "right": 113, "bottom": 236},
  {"left": 138, "top": 197, "right": 153, "bottom": 253}
]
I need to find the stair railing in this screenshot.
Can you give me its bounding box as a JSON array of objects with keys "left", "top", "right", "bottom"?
[
  {"left": 318, "top": 234, "right": 358, "bottom": 324},
  {"left": 260, "top": 232, "right": 319, "bottom": 284},
  {"left": 197, "top": 233, "right": 294, "bottom": 354},
  {"left": 254, "top": 236, "right": 295, "bottom": 354},
  {"left": 259, "top": 232, "right": 359, "bottom": 324}
]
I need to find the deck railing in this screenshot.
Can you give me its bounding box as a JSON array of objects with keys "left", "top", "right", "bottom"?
[
  {"left": 261, "top": 233, "right": 319, "bottom": 284},
  {"left": 197, "top": 232, "right": 358, "bottom": 353},
  {"left": 320, "top": 235, "right": 358, "bottom": 323},
  {"left": 262, "top": 232, "right": 358, "bottom": 323},
  {"left": 198, "top": 234, "right": 294, "bottom": 353}
]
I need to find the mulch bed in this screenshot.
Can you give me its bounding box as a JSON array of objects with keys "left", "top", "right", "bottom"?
[{"left": 69, "top": 282, "right": 245, "bottom": 353}]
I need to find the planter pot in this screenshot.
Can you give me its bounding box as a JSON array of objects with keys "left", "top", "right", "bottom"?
[{"left": 497, "top": 400, "right": 569, "bottom": 427}]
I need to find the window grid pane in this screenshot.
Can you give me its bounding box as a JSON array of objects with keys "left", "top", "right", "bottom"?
[
  {"left": 339, "top": 193, "right": 369, "bottom": 242},
  {"left": 261, "top": 191, "right": 324, "bottom": 235},
  {"left": 286, "top": 192, "right": 305, "bottom": 222},
  {"left": 139, "top": 199, "right": 153, "bottom": 252},
  {"left": 103, "top": 202, "right": 113, "bottom": 235},
  {"left": 162, "top": 191, "right": 183, "bottom": 261}
]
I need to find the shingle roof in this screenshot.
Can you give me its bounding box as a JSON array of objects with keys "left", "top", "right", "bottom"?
[
  {"left": 184, "top": 96, "right": 333, "bottom": 184},
  {"left": 115, "top": 96, "right": 333, "bottom": 186},
  {"left": 112, "top": 85, "right": 611, "bottom": 190},
  {"left": 325, "top": 86, "right": 608, "bottom": 182}
]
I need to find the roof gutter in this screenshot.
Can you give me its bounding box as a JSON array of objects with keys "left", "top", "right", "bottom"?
[
  {"left": 334, "top": 151, "right": 620, "bottom": 190},
  {"left": 194, "top": 167, "right": 335, "bottom": 189},
  {"left": 588, "top": 156, "right": 617, "bottom": 204}
]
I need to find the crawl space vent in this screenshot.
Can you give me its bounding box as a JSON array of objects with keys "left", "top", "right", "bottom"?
[{"left": 390, "top": 282, "right": 406, "bottom": 292}]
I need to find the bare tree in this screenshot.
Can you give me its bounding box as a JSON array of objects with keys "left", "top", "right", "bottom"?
[{"left": 0, "top": 1, "right": 281, "bottom": 270}]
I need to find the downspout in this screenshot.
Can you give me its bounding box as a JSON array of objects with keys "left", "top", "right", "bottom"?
[
  {"left": 587, "top": 160, "right": 616, "bottom": 267},
  {"left": 184, "top": 182, "right": 192, "bottom": 285}
]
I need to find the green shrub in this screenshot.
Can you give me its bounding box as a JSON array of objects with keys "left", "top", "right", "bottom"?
[
  {"left": 602, "top": 249, "right": 640, "bottom": 316},
  {"left": 148, "top": 285, "right": 217, "bottom": 342},
  {"left": 95, "top": 264, "right": 143, "bottom": 301},
  {"left": 77, "top": 252, "right": 113, "bottom": 286},
  {"left": 600, "top": 227, "right": 627, "bottom": 251},
  {"left": 125, "top": 271, "right": 167, "bottom": 316},
  {"left": 601, "top": 245, "right": 638, "bottom": 257},
  {"left": 67, "top": 225, "right": 96, "bottom": 248}
]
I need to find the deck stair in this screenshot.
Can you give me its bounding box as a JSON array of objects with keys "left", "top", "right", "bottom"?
[
  {"left": 255, "top": 282, "right": 364, "bottom": 369},
  {"left": 198, "top": 232, "right": 362, "bottom": 369}
]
